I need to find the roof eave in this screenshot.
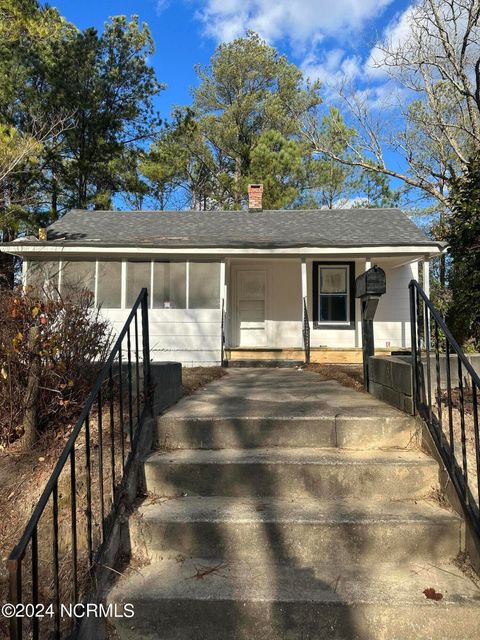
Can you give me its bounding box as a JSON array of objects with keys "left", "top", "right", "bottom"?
[{"left": 0, "top": 241, "right": 447, "bottom": 255}]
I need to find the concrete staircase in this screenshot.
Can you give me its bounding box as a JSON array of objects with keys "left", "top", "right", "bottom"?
[{"left": 108, "top": 369, "right": 480, "bottom": 639}]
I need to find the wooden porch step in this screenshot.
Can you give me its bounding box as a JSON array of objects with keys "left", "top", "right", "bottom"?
[
  {"left": 227, "top": 359, "right": 304, "bottom": 368},
  {"left": 225, "top": 348, "right": 395, "bottom": 365}
]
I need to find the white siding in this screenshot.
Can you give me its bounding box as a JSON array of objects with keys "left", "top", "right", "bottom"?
[
  {"left": 103, "top": 307, "right": 222, "bottom": 367},
  {"left": 306, "top": 258, "right": 418, "bottom": 350},
  {"left": 373, "top": 260, "right": 418, "bottom": 349},
  {"left": 23, "top": 255, "right": 420, "bottom": 364}
]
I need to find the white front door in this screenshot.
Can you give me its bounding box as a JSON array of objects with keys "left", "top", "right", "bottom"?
[{"left": 236, "top": 270, "right": 267, "bottom": 347}]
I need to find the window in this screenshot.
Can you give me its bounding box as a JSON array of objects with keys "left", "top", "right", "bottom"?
[
  {"left": 126, "top": 261, "right": 151, "bottom": 307},
  {"left": 188, "top": 263, "right": 220, "bottom": 309},
  {"left": 97, "top": 262, "right": 122, "bottom": 308},
  {"left": 313, "top": 262, "right": 355, "bottom": 327},
  {"left": 26, "top": 261, "right": 60, "bottom": 296},
  {"left": 61, "top": 261, "right": 95, "bottom": 299},
  {"left": 153, "top": 262, "right": 186, "bottom": 309}
]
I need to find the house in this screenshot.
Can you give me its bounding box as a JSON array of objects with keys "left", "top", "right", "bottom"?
[{"left": 0, "top": 185, "right": 444, "bottom": 366}]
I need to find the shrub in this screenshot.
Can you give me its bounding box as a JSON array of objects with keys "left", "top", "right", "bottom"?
[
  {"left": 0, "top": 286, "right": 112, "bottom": 447},
  {"left": 446, "top": 155, "right": 480, "bottom": 349}
]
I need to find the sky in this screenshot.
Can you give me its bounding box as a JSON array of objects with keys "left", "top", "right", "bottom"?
[{"left": 49, "top": 0, "right": 414, "bottom": 128}]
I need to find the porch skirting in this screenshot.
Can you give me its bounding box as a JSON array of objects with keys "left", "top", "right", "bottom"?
[{"left": 225, "top": 347, "right": 396, "bottom": 365}]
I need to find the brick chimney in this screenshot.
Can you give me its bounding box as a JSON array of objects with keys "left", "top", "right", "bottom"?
[{"left": 248, "top": 184, "right": 264, "bottom": 211}]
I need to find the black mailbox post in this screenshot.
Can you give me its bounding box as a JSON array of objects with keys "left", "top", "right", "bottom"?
[{"left": 355, "top": 265, "right": 386, "bottom": 390}]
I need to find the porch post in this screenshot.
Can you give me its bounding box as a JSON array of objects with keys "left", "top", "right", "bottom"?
[
  {"left": 301, "top": 258, "right": 307, "bottom": 307},
  {"left": 220, "top": 259, "right": 227, "bottom": 363},
  {"left": 301, "top": 258, "right": 309, "bottom": 359},
  {"left": 422, "top": 255, "right": 430, "bottom": 298}
]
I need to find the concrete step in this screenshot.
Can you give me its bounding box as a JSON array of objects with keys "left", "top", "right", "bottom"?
[
  {"left": 131, "top": 496, "right": 463, "bottom": 565},
  {"left": 144, "top": 448, "right": 439, "bottom": 500},
  {"left": 155, "top": 415, "right": 416, "bottom": 450},
  {"left": 108, "top": 558, "right": 480, "bottom": 639}
]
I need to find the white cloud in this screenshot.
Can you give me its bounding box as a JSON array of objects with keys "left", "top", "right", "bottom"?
[
  {"left": 301, "top": 48, "right": 362, "bottom": 88},
  {"left": 198, "top": 0, "right": 394, "bottom": 47},
  {"left": 156, "top": 0, "right": 171, "bottom": 15},
  {"left": 364, "top": 6, "right": 416, "bottom": 79}
]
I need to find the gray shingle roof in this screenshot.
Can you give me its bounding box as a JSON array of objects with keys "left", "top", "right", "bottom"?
[{"left": 41, "top": 208, "right": 439, "bottom": 249}]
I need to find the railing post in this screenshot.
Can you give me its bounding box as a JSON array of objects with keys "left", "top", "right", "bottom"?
[
  {"left": 409, "top": 281, "right": 418, "bottom": 415},
  {"left": 141, "top": 288, "right": 152, "bottom": 416},
  {"left": 303, "top": 297, "right": 310, "bottom": 365},
  {"left": 8, "top": 558, "right": 21, "bottom": 640},
  {"left": 221, "top": 298, "right": 225, "bottom": 367}
]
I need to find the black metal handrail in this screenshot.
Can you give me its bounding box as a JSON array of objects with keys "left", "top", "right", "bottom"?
[
  {"left": 303, "top": 297, "right": 310, "bottom": 365},
  {"left": 8, "top": 288, "right": 152, "bottom": 640},
  {"left": 221, "top": 298, "right": 226, "bottom": 367},
  {"left": 409, "top": 280, "right": 480, "bottom": 536}
]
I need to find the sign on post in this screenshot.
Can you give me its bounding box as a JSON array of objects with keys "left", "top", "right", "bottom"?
[{"left": 355, "top": 266, "right": 386, "bottom": 391}]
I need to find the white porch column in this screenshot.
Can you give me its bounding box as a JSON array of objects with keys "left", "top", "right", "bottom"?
[
  {"left": 301, "top": 258, "right": 308, "bottom": 346},
  {"left": 423, "top": 255, "right": 430, "bottom": 298},
  {"left": 220, "top": 258, "right": 230, "bottom": 348},
  {"left": 301, "top": 259, "right": 307, "bottom": 304},
  {"left": 220, "top": 259, "right": 226, "bottom": 303}
]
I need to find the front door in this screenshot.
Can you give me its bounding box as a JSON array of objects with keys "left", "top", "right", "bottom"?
[{"left": 236, "top": 270, "right": 267, "bottom": 347}]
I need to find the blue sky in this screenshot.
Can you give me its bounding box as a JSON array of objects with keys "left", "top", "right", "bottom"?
[{"left": 50, "top": 0, "right": 413, "bottom": 127}]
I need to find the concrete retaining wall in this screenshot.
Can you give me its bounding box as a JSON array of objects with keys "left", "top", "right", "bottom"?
[
  {"left": 369, "top": 353, "right": 480, "bottom": 416},
  {"left": 151, "top": 362, "right": 183, "bottom": 414},
  {"left": 369, "top": 356, "right": 414, "bottom": 414}
]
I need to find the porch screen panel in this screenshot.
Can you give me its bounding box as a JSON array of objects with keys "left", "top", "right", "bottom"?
[
  {"left": 97, "top": 262, "right": 122, "bottom": 308},
  {"left": 26, "top": 261, "right": 60, "bottom": 295},
  {"left": 61, "top": 261, "right": 95, "bottom": 299},
  {"left": 188, "top": 262, "right": 220, "bottom": 309},
  {"left": 153, "top": 262, "right": 186, "bottom": 309},
  {"left": 127, "top": 261, "right": 151, "bottom": 307}
]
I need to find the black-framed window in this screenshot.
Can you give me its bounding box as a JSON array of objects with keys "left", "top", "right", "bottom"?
[{"left": 312, "top": 261, "right": 356, "bottom": 329}]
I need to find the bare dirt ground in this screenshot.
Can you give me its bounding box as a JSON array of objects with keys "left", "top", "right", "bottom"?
[
  {"left": 182, "top": 366, "right": 227, "bottom": 395},
  {"left": 305, "top": 363, "right": 365, "bottom": 393},
  {"left": 0, "top": 433, "right": 67, "bottom": 637},
  {"left": 0, "top": 366, "right": 226, "bottom": 638}
]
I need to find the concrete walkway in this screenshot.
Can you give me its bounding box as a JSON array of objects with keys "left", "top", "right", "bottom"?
[
  {"left": 154, "top": 368, "right": 414, "bottom": 450},
  {"left": 172, "top": 368, "right": 403, "bottom": 419},
  {"left": 109, "top": 367, "right": 480, "bottom": 640}
]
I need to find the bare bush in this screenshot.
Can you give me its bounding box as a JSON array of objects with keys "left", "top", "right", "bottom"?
[{"left": 0, "top": 285, "right": 112, "bottom": 447}]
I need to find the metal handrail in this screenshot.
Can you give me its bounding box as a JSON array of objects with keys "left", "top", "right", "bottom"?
[
  {"left": 8, "top": 288, "right": 152, "bottom": 640},
  {"left": 409, "top": 279, "right": 480, "bottom": 536},
  {"left": 221, "top": 298, "right": 226, "bottom": 366},
  {"left": 303, "top": 297, "right": 310, "bottom": 365}
]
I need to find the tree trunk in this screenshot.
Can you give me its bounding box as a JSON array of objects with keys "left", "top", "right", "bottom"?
[
  {"left": 440, "top": 254, "right": 446, "bottom": 288},
  {"left": 234, "top": 156, "right": 242, "bottom": 208},
  {"left": 20, "top": 326, "right": 41, "bottom": 450}
]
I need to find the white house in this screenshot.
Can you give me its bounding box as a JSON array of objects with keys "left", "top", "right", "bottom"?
[{"left": 1, "top": 185, "right": 444, "bottom": 366}]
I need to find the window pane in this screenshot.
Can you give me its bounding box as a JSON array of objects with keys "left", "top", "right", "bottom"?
[
  {"left": 320, "top": 295, "right": 347, "bottom": 322},
  {"left": 188, "top": 263, "right": 220, "bottom": 309},
  {"left": 127, "top": 262, "right": 151, "bottom": 307},
  {"left": 320, "top": 267, "right": 347, "bottom": 293},
  {"left": 153, "top": 262, "right": 186, "bottom": 309},
  {"left": 26, "top": 261, "right": 60, "bottom": 296},
  {"left": 97, "top": 262, "right": 122, "bottom": 308},
  {"left": 61, "top": 261, "right": 95, "bottom": 299}
]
